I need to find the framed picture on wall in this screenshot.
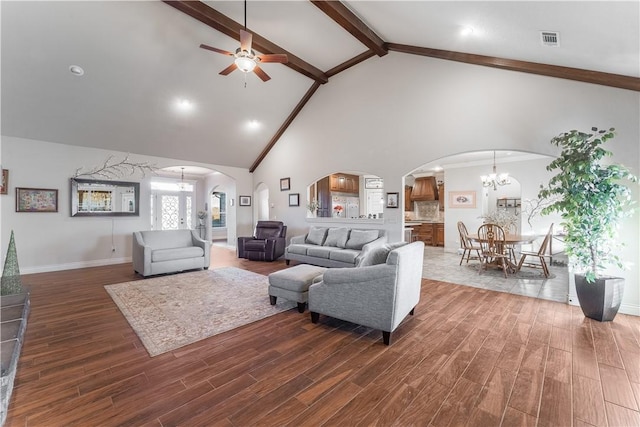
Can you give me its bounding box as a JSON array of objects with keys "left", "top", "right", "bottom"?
[
  {"left": 289, "top": 193, "right": 300, "bottom": 206},
  {"left": 280, "top": 177, "right": 291, "bottom": 191},
  {"left": 239, "top": 195, "right": 251, "bottom": 206},
  {"left": 386, "top": 192, "right": 399, "bottom": 208},
  {"left": 16, "top": 187, "right": 58, "bottom": 212},
  {"left": 1, "top": 169, "right": 8, "bottom": 195},
  {"left": 449, "top": 191, "right": 477, "bottom": 208},
  {"left": 365, "top": 177, "right": 383, "bottom": 189}
]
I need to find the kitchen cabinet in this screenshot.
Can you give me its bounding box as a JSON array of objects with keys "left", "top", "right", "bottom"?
[
  {"left": 435, "top": 223, "right": 445, "bottom": 246},
  {"left": 411, "top": 177, "right": 438, "bottom": 201},
  {"left": 330, "top": 173, "right": 359, "bottom": 194},
  {"left": 438, "top": 184, "right": 445, "bottom": 211},
  {"left": 411, "top": 222, "right": 445, "bottom": 246},
  {"left": 316, "top": 177, "right": 331, "bottom": 217},
  {"left": 413, "top": 223, "right": 434, "bottom": 246},
  {"left": 404, "top": 186, "right": 413, "bottom": 211}
]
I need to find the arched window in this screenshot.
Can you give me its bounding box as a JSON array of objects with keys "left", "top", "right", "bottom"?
[{"left": 211, "top": 192, "right": 226, "bottom": 228}]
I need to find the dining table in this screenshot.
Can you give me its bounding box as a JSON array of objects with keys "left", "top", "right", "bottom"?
[{"left": 467, "top": 233, "right": 540, "bottom": 274}]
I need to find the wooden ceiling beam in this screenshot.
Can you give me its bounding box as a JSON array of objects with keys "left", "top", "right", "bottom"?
[
  {"left": 163, "top": 0, "right": 328, "bottom": 84},
  {"left": 387, "top": 43, "right": 640, "bottom": 92},
  {"left": 311, "top": 1, "right": 387, "bottom": 57},
  {"left": 325, "top": 50, "right": 376, "bottom": 78}
]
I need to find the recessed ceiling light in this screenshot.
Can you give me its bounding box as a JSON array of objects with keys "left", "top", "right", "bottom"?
[
  {"left": 69, "top": 65, "right": 84, "bottom": 76},
  {"left": 175, "top": 99, "right": 194, "bottom": 112},
  {"left": 248, "top": 120, "right": 260, "bottom": 129},
  {"left": 461, "top": 26, "right": 474, "bottom": 36}
]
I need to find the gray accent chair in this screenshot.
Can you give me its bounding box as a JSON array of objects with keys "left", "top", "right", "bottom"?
[
  {"left": 309, "top": 241, "right": 425, "bottom": 345},
  {"left": 132, "top": 229, "right": 210, "bottom": 277}
]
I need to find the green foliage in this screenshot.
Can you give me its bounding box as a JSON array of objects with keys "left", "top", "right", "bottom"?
[{"left": 539, "top": 127, "right": 637, "bottom": 283}]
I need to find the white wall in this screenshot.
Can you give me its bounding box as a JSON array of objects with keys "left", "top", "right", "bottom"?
[
  {"left": 253, "top": 52, "right": 640, "bottom": 315},
  {"left": 1, "top": 136, "right": 252, "bottom": 273}
]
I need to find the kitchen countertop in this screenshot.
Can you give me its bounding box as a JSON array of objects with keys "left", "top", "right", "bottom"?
[{"left": 405, "top": 220, "right": 444, "bottom": 225}]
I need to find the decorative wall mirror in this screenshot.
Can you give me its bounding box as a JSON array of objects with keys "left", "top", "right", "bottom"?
[{"left": 70, "top": 178, "right": 140, "bottom": 217}]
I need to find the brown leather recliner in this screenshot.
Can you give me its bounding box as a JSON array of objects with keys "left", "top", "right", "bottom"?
[{"left": 237, "top": 221, "right": 287, "bottom": 261}]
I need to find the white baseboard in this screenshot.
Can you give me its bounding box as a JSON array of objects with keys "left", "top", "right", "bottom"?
[
  {"left": 568, "top": 295, "right": 639, "bottom": 316},
  {"left": 619, "top": 303, "right": 640, "bottom": 316},
  {"left": 21, "top": 257, "right": 132, "bottom": 275}
]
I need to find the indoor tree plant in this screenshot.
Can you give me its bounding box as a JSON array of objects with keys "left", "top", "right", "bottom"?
[{"left": 539, "top": 127, "right": 637, "bottom": 321}]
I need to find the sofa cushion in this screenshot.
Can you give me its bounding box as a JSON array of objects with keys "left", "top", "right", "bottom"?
[
  {"left": 306, "top": 227, "right": 328, "bottom": 245},
  {"left": 141, "top": 230, "right": 193, "bottom": 249},
  {"left": 152, "top": 246, "right": 204, "bottom": 262},
  {"left": 307, "top": 246, "right": 333, "bottom": 259},
  {"left": 360, "top": 242, "right": 408, "bottom": 267},
  {"left": 345, "top": 230, "right": 379, "bottom": 250},
  {"left": 323, "top": 227, "right": 350, "bottom": 248},
  {"left": 329, "top": 249, "right": 360, "bottom": 264},
  {"left": 287, "top": 244, "right": 311, "bottom": 255}
]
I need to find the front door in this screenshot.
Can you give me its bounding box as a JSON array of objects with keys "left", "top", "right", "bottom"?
[{"left": 151, "top": 191, "right": 193, "bottom": 230}]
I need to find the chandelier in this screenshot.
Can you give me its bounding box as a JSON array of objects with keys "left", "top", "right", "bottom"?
[
  {"left": 481, "top": 151, "right": 511, "bottom": 191},
  {"left": 178, "top": 167, "right": 188, "bottom": 191}
]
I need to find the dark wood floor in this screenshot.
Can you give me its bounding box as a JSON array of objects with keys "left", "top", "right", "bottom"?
[{"left": 5, "top": 246, "right": 640, "bottom": 426}]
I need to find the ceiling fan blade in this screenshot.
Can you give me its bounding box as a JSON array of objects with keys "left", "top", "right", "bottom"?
[
  {"left": 199, "top": 44, "right": 233, "bottom": 56},
  {"left": 257, "top": 53, "right": 288, "bottom": 64},
  {"left": 253, "top": 65, "right": 271, "bottom": 82},
  {"left": 240, "top": 29, "right": 252, "bottom": 52},
  {"left": 219, "top": 63, "right": 238, "bottom": 76}
]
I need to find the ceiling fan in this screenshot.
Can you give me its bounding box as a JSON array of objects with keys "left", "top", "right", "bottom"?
[{"left": 199, "top": 0, "right": 288, "bottom": 83}]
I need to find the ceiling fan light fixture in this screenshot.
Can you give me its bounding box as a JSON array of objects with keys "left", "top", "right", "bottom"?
[{"left": 235, "top": 56, "right": 256, "bottom": 73}]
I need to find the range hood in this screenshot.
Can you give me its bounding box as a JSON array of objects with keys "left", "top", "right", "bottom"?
[{"left": 410, "top": 177, "right": 438, "bottom": 201}]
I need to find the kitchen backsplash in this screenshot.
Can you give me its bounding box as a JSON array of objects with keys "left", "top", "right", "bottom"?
[{"left": 415, "top": 201, "right": 442, "bottom": 220}]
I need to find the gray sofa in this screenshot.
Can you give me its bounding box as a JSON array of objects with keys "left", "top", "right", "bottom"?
[
  {"left": 284, "top": 227, "right": 387, "bottom": 268},
  {"left": 309, "top": 241, "right": 425, "bottom": 345},
  {"left": 132, "top": 229, "right": 210, "bottom": 277}
]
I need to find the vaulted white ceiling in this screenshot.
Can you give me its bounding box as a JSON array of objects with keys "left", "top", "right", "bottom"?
[{"left": 2, "top": 1, "right": 638, "bottom": 170}]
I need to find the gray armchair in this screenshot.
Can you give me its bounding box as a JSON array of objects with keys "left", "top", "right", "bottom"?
[{"left": 308, "top": 241, "right": 425, "bottom": 345}]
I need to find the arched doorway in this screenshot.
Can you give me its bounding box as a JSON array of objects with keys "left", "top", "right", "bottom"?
[
  {"left": 210, "top": 190, "right": 227, "bottom": 242},
  {"left": 256, "top": 182, "right": 269, "bottom": 221},
  {"left": 405, "top": 150, "right": 567, "bottom": 303}
]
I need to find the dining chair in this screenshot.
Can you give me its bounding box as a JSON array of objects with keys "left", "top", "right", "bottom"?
[
  {"left": 477, "top": 223, "right": 510, "bottom": 278},
  {"left": 517, "top": 223, "right": 554, "bottom": 278},
  {"left": 457, "top": 221, "right": 481, "bottom": 265}
]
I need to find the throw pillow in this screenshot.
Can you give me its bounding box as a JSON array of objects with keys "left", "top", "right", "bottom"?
[
  {"left": 306, "top": 227, "right": 328, "bottom": 246},
  {"left": 323, "top": 228, "right": 350, "bottom": 248},
  {"left": 359, "top": 242, "right": 408, "bottom": 266},
  {"left": 345, "top": 229, "right": 379, "bottom": 250},
  {"left": 359, "top": 246, "right": 391, "bottom": 266}
]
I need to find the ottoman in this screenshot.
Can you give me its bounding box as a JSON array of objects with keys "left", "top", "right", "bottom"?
[{"left": 268, "top": 264, "right": 327, "bottom": 313}]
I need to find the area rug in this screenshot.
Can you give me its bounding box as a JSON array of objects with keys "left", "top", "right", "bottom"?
[
  {"left": 105, "top": 267, "right": 296, "bottom": 356},
  {"left": 466, "top": 264, "right": 556, "bottom": 279}
]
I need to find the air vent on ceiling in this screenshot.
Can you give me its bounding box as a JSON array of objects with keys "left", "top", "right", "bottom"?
[{"left": 540, "top": 31, "right": 560, "bottom": 47}]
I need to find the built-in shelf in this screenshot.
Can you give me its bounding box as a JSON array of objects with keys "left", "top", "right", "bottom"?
[{"left": 497, "top": 198, "right": 521, "bottom": 209}]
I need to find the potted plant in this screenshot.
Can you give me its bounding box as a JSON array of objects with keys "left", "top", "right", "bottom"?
[
  {"left": 539, "top": 127, "right": 637, "bottom": 321},
  {"left": 306, "top": 199, "right": 319, "bottom": 218}
]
